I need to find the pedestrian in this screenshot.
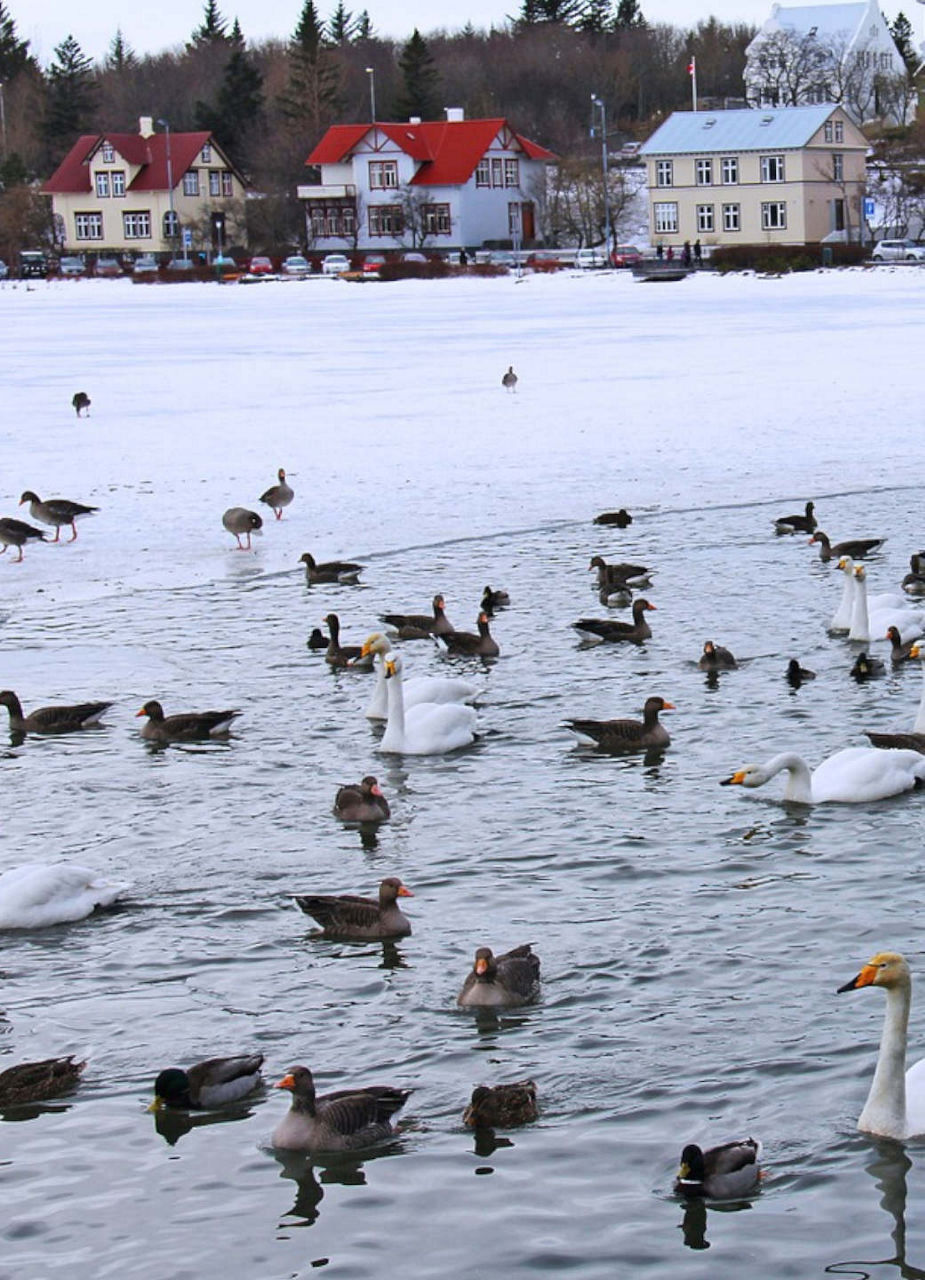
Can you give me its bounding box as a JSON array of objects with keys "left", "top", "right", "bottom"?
[
  {"left": 459, "top": 248, "right": 468, "bottom": 267},
  {"left": 682, "top": 240, "right": 691, "bottom": 267},
  {"left": 694, "top": 239, "right": 702, "bottom": 267},
  {"left": 656, "top": 243, "right": 664, "bottom": 260},
  {"left": 666, "top": 245, "right": 674, "bottom": 262}
]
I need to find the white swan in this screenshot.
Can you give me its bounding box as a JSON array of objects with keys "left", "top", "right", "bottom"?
[
  {"left": 0, "top": 863, "right": 131, "bottom": 929},
  {"left": 380, "top": 653, "right": 478, "bottom": 754},
  {"left": 912, "top": 645, "right": 925, "bottom": 734},
  {"left": 838, "top": 952, "right": 925, "bottom": 1139},
  {"left": 829, "top": 556, "right": 855, "bottom": 632},
  {"left": 721, "top": 747, "right": 925, "bottom": 803},
  {"left": 359, "top": 633, "right": 479, "bottom": 721},
  {"left": 849, "top": 564, "right": 923, "bottom": 644}
]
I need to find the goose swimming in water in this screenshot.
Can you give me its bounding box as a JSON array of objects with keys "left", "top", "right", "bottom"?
[{"left": 272, "top": 1065, "right": 411, "bottom": 1152}]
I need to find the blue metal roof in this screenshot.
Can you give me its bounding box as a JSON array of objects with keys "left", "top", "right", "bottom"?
[{"left": 640, "top": 105, "right": 840, "bottom": 156}]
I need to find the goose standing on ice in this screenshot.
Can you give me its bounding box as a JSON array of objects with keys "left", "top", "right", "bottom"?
[
  {"left": 502, "top": 366, "right": 518, "bottom": 392},
  {"left": 259, "top": 468, "right": 293, "bottom": 519}
]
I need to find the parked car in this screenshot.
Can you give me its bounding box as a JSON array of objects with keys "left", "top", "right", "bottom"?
[
  {"left": 400, "top": 251, "right": 428, "bottom": 264},
  {"left": 20, "top": 250, "right": 48, "bottom": 279},
  {"left": 166, "top": 258, "right": 195, "bottom": 273},
  {"left": 871, "top": 238, "right": 925, "bottom": 262},
  {"left": 248, "top": 255, "right": 275, "bottom": 275},
  {"left": 0, "top": 259, "right": 7, "bottom": 280},
  {"left": 575, "top": 247, "right": 607, "bottom": 269},
  {"left": 133, "top": 255, "right": 159, "bottom": 275},
  {"left": 362, "top": 253, "right": 388, "bottom": 274},
  {"left": 58, "top": 255, "right": 86, "bottom": 276},
  {"left": 94, "top": 256, "right": 123, "bottom": 277},
  {"left": 611, "top": 244, "right": 643, "bottom": 268},
  {"left": 212, "top": 255, "right": 238, "bottom": 273},
  {"left": 281, "top": 255, "right": 311, "bottom": 277},
  {"left": 322, "top": 253, "right": 351, "bottom": 275}
]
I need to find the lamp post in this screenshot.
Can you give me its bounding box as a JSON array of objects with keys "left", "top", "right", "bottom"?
[
  {"left": 157, "top": 117, "right": 177, "bottom": 257},
  {"left": 365, "top": 67, "right": 376, "bottom": 123},
  {"left": 590, "top": 95, "right": 612, "bottom": 267}
]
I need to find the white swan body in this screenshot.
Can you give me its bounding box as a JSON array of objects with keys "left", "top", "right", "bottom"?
[
  {"left": 0, "top": 863, "right": 131, "bottom": 928},
  {"left": 722, "top": 747, "right": 925, "bottom": 803},
  {"left": 912, "top": 647, "right": 925, "bottom": 734},
  {"left": 829, "top": 557, "right": 856, "bottom": 632},
  {"left": 849, "top": 565, "right": 923, "bottom": 644},
  {"left": 838, "top": 952, "right": 925, "bottom": 1139},
  {"left": 381, "top": 653, "right": 478, "bottom": 754},
  {"left": 360, "top": 634, "right": 479, "bottom": 721}
]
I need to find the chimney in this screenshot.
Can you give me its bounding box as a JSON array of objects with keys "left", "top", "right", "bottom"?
[
  {"left": 445, "top": 107, "right": 464, "bottom": 123},
  {"left": 139, "top": 116, "right": 154, "bottom": 138},
  {"left": 409, "top": 116, "right": 422, "bottom": 125}
]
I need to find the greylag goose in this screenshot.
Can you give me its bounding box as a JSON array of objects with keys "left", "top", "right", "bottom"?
[
  {"left": 598, "top": 582, "right": 632, "bottom": 608},
  {"left": 0, "top": 863, "right": 131, "bottom": 928},
  {"left": 588, "top": 556, "right": 650, "bottom": 587},
  {"left": 19, "top": 492, "right": 98, "bottom": 542},
  {"left": 293, "top": 876, "right": 413, "bottom": 940},
  {"left": 773, "top": 500, "right": 816, "bottom": 534},
  {"left": 866, "top": 642, "right": 925, "bottom": 751},
  {"left": 380, "top": 595, "right": 453, "bottom": 639},
  {"left": 786, "top": 659, "right": 815, "bottom": 687},
  {"left": 0, "top": 517, "right": 45, "bottom": 561},
  {"left": 324, "top": 613, "right": 371, "bottom": 667},
  {"left": 675, "top": 1138, "right": 762, "bottom": 1198},
  {"left": 810, "top": 530, "right": 885, "bottom": 562},
  {"left": 887, "top": 626, "right": 917, "bottom": 664},
  {"left": 457, "top": 944, "right": 540, "bottom": 1008},
  {"left": 720, "top": 747, "right": 925, "bottom": 802},
  {"left": 150, "top": 1054, "right": 264, "bottom": 1110},
  {"left": 222, "top": 507, "right": 262, "bottom": 550},
  {"left": 300, "top": 552, "right": 364, "bottom": 584},
  {"left": 851, "top": 651, "right": 885, "bottom": 680},
  {"left": 272, "top": 1065, "right": 411, "bottom": 1151},
  {"left": 0, "top": 690, "right": 111, "bottom": 734},
  {"left": 259, "top": 468, "right": 293, "bottom": 519},
  {"left": 501, "top": 366, "right": 518, "bottom": 392},
  {"left": 837, "top": 952, "right": 925, "bottom": 1138},
  {"left": 439, "top": 612, "right": 500, "bottom": 657},
  {"left": 593, "top": 509, "right": 632, "bottom": 527},
  {"left": 463, "top": 1080, "right": 538, "bottom": 1128},
  {"left": 480, "top": 586, "right": 510, "bottom": 615},
  {"left": 565, "top": 695, "right": 674, "bottom": 751},
  {"left": 0, "top": 1056, "right": 86, "bottom": 1106},
  {"left": 699, "top": 640, "right": 737, "bottom": 671},
  {"left": 573, "top": 599, "right": 655, "bottom": 643},
  {"left": 72, "top": 391, "right": 91, "bottom": 417},
  {"left": 135, "top": 700, "right": 239, "bottom": 742},
  {"left": 332, "top": 775, "right": 391, "bottom": 822},
  {"left": 360, "top": 633, "right": 479, "bottom": 720}
]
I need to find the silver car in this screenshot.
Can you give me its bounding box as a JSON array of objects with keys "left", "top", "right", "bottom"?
[
  {"left": 322, "top": 254, "right": 351, "bottom": 275},
  {"left": 872, "top": 239, "right": 925, "bottom": 262}
]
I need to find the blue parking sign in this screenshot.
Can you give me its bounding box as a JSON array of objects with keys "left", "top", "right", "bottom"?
[{"left": 863, "top": 198, "right": 875, "bottom": 219}]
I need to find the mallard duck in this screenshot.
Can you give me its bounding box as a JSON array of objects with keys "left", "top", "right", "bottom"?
[
  {"left": 0, "top": 517, "right": 45, "bottom": 561},
  {"left": 851, "top": 651, "right": 885, "bottom": 681},
  {"left": 837, "top": 952, "right": 925, "bottom": 1138},
  {"left": 501, "top": 366, "right": 517, "bottom": 392},
  {"left": 593, "top": 509, "right": 632, "bottom": 527},
  {"left": 0, "top": 1055, "right": 86, "bottom": 1106},
  {"left": 675, "top": 1138, "right": 761, "bottom": 1198},
  {"left": 72, "top": 391, "right": 91, "bottom": 417},
  {"left": 222, "top": 507, "right": 262, "bottom": 550},
  {"left": 135, "top": 700, "right": 239, "bottom": 742},
  {"left": 773, "top": 500, "right": 815, "bottom": 534},
  {"left": 272, "top": 1065, "right": 411, "bottom": 1151},
  {"left": 150, "top": 1054, "right": 264, "bottom": 1110},
  {"left": 381, "top": 595, "right": 453, "bottom": 639},
  {"left": 300, "top": 552, "right": 363, "bottom": 584},
  {"left": 720, "top": 746, "right": 925, "bottom": 803},
  {"left": 699, "top": 641, "right": 737, "bottom": 671},
  {"left": 439, "top": 612, "right": 500, "bottom": 657},
  {"left": 786, "top": 659, "right": 816, "bottom": 687},
  {"left": 565, "top": 695, "right": 674, "bottom": 751},
  {"left": 0, "top": 690, "right": 111, "bottom": 735},
  {"left": 19, "top": 492, "right": 98, "bottom": 542},
  {"left": 333, "top": 775, "right": 391, "bottom": 822},
  {"left": 463, "top": 1080, "right": 538, "bottom": 1128},
  {"left": 259, "top": 468, "right": 293, "bottom": 519},
  {"left": 293, "top": 876, "right": 413, "bottom": 940},
  {"left": 573, "top": 599, "right": 655, "bottom": 644},
  {"left": 810, "top": 530, "right": 885, "bottom": 562},
  {"left": 0, "top": 863, "right": 131, "bottom": 928},
  {"left": 307, "top": 626, "right": 330, "bottom": 651},
  {"left": 457, "top": 944, "right": 540, "bottom": 1009},
  {"left": 480, "top": 586, "right": 510, "bottom": 615}
]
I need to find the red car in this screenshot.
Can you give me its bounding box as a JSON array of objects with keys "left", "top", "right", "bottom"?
[
  {"left": 362, "top": 254, "right": 387, "bottom": 274},
  {"left": 248, "top": 256, "right": 274, "bottom": 275},
  {"left": 611, "top": 245, "right": 643, "bottom": 268}
]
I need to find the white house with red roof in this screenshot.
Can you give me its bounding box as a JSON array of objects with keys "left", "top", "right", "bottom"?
[
  {"left": 42, "top": 116, "right": 248, "bottom": 257},
  {"left": 299, "top": 108, "right": 555, "bottom": 253}
]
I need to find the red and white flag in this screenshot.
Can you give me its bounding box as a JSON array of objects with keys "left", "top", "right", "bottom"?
[{"left": 687, "top": 56, "right": 696, "bottom": 76}]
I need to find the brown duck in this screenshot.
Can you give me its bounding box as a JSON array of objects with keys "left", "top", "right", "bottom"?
[
  {"left": 810, "top": 530, "right": 885, "bottom": 562},
  {"left": 324, "top": 613, "right": 371, "bottom": 667},
  {"left": 565, "top": 695, "right": 674, "bottom": 751},
  {"left": 0, "top": 1055, "right": 86, "bottom": 1106},
  {"left": 0, "top": 517, "right": 46, "bottom": 561},
  {"left": 593, "top": 509, "right": 632, "bottom": 527},
  {"left": 135, "top": 700, "right": 239, "bottom": 742},
  {"left": 222, "top": 507, "right": 262, "bottom": 550},
  {"left": 588, "top": 556, "right": 650, "bottom": 587},
  {"left": 773, "top": 500, "right": 816, "bottom": 534},
  {"left": 272, "top": 1065, "right": 411, "bottom": 1151},
  {"left": 463, "top": 1080, "right": 538, "bottom": 1128},
  {"left": 0, "top": 690, "right": 111, "bottom": 735},
  {"left": 699, "top": 640, "right": 737, "bottom": 671},
  {"left": 293, "top": 876, "right": 413, "bottom": 940}
]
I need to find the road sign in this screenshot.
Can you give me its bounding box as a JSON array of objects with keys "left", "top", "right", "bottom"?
[
  {"left": 182, "top": 228, "right": 192, "bottom": 247},
  {"left": 863, "top": 198, "right": 875, "bottom": 220}
]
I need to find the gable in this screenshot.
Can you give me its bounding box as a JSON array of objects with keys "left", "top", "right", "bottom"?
[{"left": 640, "top": 105, "right": 862, "bottom": 156}]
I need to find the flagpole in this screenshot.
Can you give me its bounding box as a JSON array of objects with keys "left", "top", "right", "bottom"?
[{"left": 690, "top": 55, "right": 697, "bottom": 111}]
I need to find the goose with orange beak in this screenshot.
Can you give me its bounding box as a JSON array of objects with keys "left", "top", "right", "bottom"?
[{"left": 272, "top": 1065, "right": 411, "bottom": 1151}]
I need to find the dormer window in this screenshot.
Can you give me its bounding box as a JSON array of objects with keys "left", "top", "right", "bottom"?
[
  {"left": 102, "top": 143, "right": 114, "bottom": 164},
  {"left": 202, "top": 142, "right": 212, "bottom": 162}
]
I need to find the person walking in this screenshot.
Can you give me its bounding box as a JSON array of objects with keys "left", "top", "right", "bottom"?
[
  {"left": 682, "top": 240, "right": 692, "bottom": 267},
  {"left": 694, "top": 239, "right": 703, "bottom": 267}
]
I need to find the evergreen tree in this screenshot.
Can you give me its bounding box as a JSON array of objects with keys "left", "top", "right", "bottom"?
[
  {"left": 280, "top": 0, "right": 341, "bottom": 135},
  {"left": 0, "top": 2, "right": 30, "bottom": 81},
  {"left": 534, "top": 0, "right": 582, "bottom": 21},
  {"left": 197, "top": 43, "right": 263, "bottom": 155},
  {"left": 517, "top": 0, "right": 542, "bottom": 22},
  {"left": 891, "top": 12, "right": 917, "bottom": 72},
  {"left": 577, "top": 0, "right": 613, "bottom": 35},
  {"left": 105, "top": 28, "right": 136, "bottom": 71},
  {"left": 43, "top": 35, "right": 98, "bottom": 159},
  {"left": 355, "top": 10, "right": 373, "bottom": 39},
  {"left": 614, "top": 0, "right": 644, "bottom": 27},
  {"left": 189, "top": 0, "right": 228, "bottom": 47},
  {"left": 393, "top": 29, "right": 441, "bottom": 121},
  {"left": 229, "top": 17, "right": 244, "bottom": 46},
  {"left": 328, "top": 2, "right": 356, "bottom": 43}
]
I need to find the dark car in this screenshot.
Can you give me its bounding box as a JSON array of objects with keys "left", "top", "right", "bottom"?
[
  {"left": 166, "top": 258, "right": 196, "bottom": 273},
  {"left": 95, "top": 256, "right": 123, "bottom": 277},
  {"left": 20, "top": 250, "right": 48, "bottom": 279}
]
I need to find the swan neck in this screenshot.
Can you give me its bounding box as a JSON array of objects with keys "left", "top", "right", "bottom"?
[
  {"left": 915, "top": 664, "right": 925, "bottom": 734},
  {"left": 766, "top": 753, "right": 813, "bottom": 802},
  {"left": 849, "top": 575, "right": 870, "bottom": 640},
  {"left": 383, "top": 668, "right": 405, "bottom": 744},
  {"left": 860, "top": 981, "right": 910, "bottom": 1138}
]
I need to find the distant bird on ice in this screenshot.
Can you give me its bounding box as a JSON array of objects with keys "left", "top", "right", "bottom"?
[
  {"left": 72, "top": 392, "right": 91, "bottom": 418},
  {"left": 0, "top": 517, "right": 45, "bottom": 562},
  {"left": 222, "top": 507, "right": 263, "bottom": 550},
  {"left": 502, "top": 366, "right": 518, "bottom": 393},
  {"left": 259, "top": 468, "right": 293, "bottom": 520}
]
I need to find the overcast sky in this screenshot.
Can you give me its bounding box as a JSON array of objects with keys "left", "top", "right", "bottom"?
[{"left": 20, "top": 0, "right": 921, "bottom": 66}]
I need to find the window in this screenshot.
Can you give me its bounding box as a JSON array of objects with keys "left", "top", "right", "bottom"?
[
  {"left": 75, "top": 212, "right": 103, "bottom": 240},
  {"left": 183, "top": 171, "right": 200, "bottom": 196},
  {"left": 476, "top": 159, "right": 490, "bottom": 187},
  {"left": 101, "top": 143, "right": 114, "bottom": 163},
  {"left": 879, "top": 51, "right": 891, "bottom": 70},
  {"left": 696, "top": 204, "right": 714, "bottom": 233},
  {"left": 654, "top": 202, "right": 678, "bottom": 234},
  {"left": 833, "top": 153, "right": 844, "bottom": 182},
  {"left": 695, "top": 158, "right": 713, "bottom": 185},
  {"left": 309, "top": 201, "right": 356, "bottom": 237},
  {"left": 722, "top": 203, "right": 740, "bottom": 232},
  {"left": 824, "top": 121, "right": 833, "bottom": 142},
  {"left": 111, "top": 170, "right": 125, "bottom": 197},
  {"left": 834, "top": 120, "right": 844, "bottom": 143},
  {"left": 368, "top": 160, "right": 398, "bottom": 189},
  {"left": 201, "top": 142, "right": 212, "bottom": 162},
  {"left": 504, "top": 158, "right": 519, "bottom": 187},
  {"left": 761, "top": 201, "right": 787, "bottom": 230},
  {"left": 123, "top": 210, "right": 151, "bottom": 239},
  {"left": 491, "top": 158, "right": 503, "bottom": 187},
  {"left": 832, "top": 197, "right": 845, "bottom": 232},
  {"left": 163, "top": 210, "right": 179, "bottom": 238},
  {"left": 508, "top": 202, "right": 523, "bottom": 236},
  {"left": 760, "top": 154, "right": 785, "bottom": 183},
  {"left": 721, "top": 156, "right": 738, "bottom": 184},
  {"left": 222, "top": 171, "right": 233, "bottom": 197},
  {"left": 95, "top": 172, "right": 110, "bottom": 198},
  {"left": 423, "top": 203, "right": 451, "bottom": 235},
  {"left": 209, "top": 170, "right": 221, "bottom": 196},
  {"left": 368, "top": 204, "right": 403, "bottom": 236},
  {"left": 656, "top": 159, "right": 673, "bottom": 187}
]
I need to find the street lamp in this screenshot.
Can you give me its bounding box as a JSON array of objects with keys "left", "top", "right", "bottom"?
[
  {"left": 157, "top": 117, "right": 177, "bottom": 256},
  {"left": 590, "top": 94, "right": 612, "bottom": 267},
  {"left": 365, "top": 67, "right": 376, "bottom": 123}
]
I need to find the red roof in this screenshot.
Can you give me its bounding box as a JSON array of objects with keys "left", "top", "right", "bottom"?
[
  {"left": 307, "top": 118, "right": 555, "bottom": 187},
  {"left": 42, "top": 130, "right": 224, "bottom": 194}
]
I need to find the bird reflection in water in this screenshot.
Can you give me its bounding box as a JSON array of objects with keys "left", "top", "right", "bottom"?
[
  {"left": 472, "top": 1129, "right": 515, "bottom": 1160},
  {"left": 678, "top": 1197, "right": 753, "bottom": 1252},
  {"left": 825, "top": 1139, "right": 925, "bottom": 1279},
  {"left": 152, "top": 1104, "right": 257, "bottom": 1147},
  {"left": 273, "top": 1145, "right": 404, "bottom": 1228}
]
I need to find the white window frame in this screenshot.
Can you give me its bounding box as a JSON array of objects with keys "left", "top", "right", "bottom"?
[
  {"left": 655, "top": 159, "right": 673, "bottom": 188},
  {"left": 209, "top": 170, "right": 221, "bottom": 196},
  {"left": 111, "top": 170, "right": 126, "bottom": 197},
  {"left": 75, "top": 212, "right": 103, "bottom": 240},
  {"left": 123, "top": 210, "right": 151, "bottom": 239},
  {"left": 761, "top": 201, "right": 787, "bottom": 230},
  {"left": 101, "top": 143, "right": 114, "bottom": 163},
  {"left": 183, "top": 171, "right": 200, "bottom": 196},
  {"left": 476, "top": 159, "right": 490, "bottom": 187},
  {"left": 722, "top": 203, "right": 740, "bottom": 232},
  {"left": 834, "top": 120, "right": 844, "bottom": 143},
  {"left": 423, "top": 203, "right": 451, "bottom": 235},
  {"left": 503, "top": 158, "right": 519, "bottom": 188},
  {"left": 695, "top": 158, "right": 713, "bottom": 186},
  {"left": 222, "top": 171, "right": 233, "bottom": 196},
  {"left": 491, "top": 158, "right": 503, "bottom": 187},
  {"left": 95, "top": 172, "right": 110, "bottom": 198},
  {"left": 832, "top": 153, "right": 844, "bottom": 182},
  {"left": 163, "top": 210, "right": 179, "bottom": 238},
  {"left": 760, "top": 154, "right": 785, "bottom": 183},
  {"left": 696, "top": 204, "right": 714, "bottom": 233},
  {"left": 202, "top": 142, "right": 212, "bottom": 162},
  {"left": 823, "top": 121, "right": 833, "bottom": 142},
  {"left": 654, "top": 201, "right": 678, "bottom": 234},
  {"left": 369, "top": 160, "right": 398, "bottom": 189},
  {"left": 721, "top": 156, "right": 738, "bottom": 184}
]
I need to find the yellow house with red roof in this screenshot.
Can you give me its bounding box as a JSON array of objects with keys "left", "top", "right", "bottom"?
[
  {"left": 300, "top": 108, "right": 555, "bottom": 252},
  {"left": 42, "top": 116, "right": 248, "bottom": 257}
]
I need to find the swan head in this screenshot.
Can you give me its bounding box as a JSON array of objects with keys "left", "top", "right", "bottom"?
[
  {"left": 720, "top": 764, "right": 764, "bottom": 788},
  {"left": 361, "top": 632, "right": 392, "bottom": 658},
  {"left": 384, "top": 655, "right": 404, "bottom": 679},
  {"left": 837, "top": 556, "right": 854, "bottom": 574},
  {"left": 837, "top": 951, "right": 910, "bottom": 994},
  {"left": 854, "top": 564, "right": 866, "bottom": 581}
]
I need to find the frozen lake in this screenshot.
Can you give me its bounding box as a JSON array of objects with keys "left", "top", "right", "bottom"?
[{"left": 2, "top": 266, "right": 925, "bottom": 1278}]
